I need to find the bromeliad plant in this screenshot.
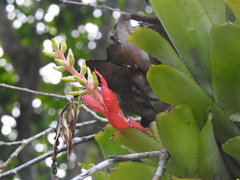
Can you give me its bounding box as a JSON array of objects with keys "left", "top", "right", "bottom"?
[
  {"left": 43, "top": 0, "right": 240, "bottom": 179},
  {"left": 43, "top": 39, "right": 147, "bottom": 133}
]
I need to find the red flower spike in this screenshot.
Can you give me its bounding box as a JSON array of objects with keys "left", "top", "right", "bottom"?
[
  {"left": 83, "top": 70, "right": 147, "bottom": 133},
  {"left": 106, "top": 112, "right": 131, "bottom": 130},
  {"left": 82, "top": 94, "right": 106, "bottom": 115},
  {"left": 129, "top": 118, "right": 147, "bottom": 133}
]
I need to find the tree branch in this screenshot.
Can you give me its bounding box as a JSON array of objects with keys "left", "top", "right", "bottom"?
[
  {"left": 0, "top": 83, "right": 68, "bottom": 100},
  {"left": 152, "top": 149, "right": 169, "bottom": 180},
  {"left": 0, "top": 126, "right": 54, "bottom": 173},
  {"left": 71, "top": 149, "right": 169, "bottom": 180},
  {"left": 61, "top": 0, "right": 127, "bottom": 14},
  {"left": 0, "top": 134, "right": 95, "bottom": 179}
]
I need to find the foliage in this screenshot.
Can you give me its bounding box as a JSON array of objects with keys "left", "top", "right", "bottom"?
[
  {"left": 2, "top": 0, "right": 240, "bottom": 179},
  {"left": 73, "top": 0, "right": 240, "bottom": 179}
]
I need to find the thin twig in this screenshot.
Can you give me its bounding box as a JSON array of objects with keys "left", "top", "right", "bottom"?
[
  {"left": 0, "top": 140, "right": 23, "bottom": 146},
  {"left": 80, "top": 104, "right": 108, "bottom": 122},
  {"left": 61, "top": 0, "right": 127, "bottom": 14},
  {"left": 0, "top": 134, "right": 95, "bottom": 179},
  {"left": 0, "top": 126, "right": 54, "bottom": 173},
  {"left": 0, "top": 83, "right": 68, "bottom": 100},
  {"left": 71, "top": 149, "right": 168, "bottom": 180},
  {"left": 0, "top": 119, "right": 104, "bottom": 174}
]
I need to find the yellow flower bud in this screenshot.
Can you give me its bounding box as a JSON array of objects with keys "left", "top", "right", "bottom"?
[
  {"left": 74, "top": 76, "right": 87, "bottom": 86},
  {"left": 69, "top": 89, "right": 89, "bottom": 96},
  {"left": 80, "top": 60, "right": 87, "bottom": 75},
  {"left": 67, "top": 49, "right": 75, "bottom": 67},
  {"left": 42, "top": 50, "right": 57, "bottom": 58},
  {"left": 54, "top": 59, "right": 67, "bottom": 66},
  {"left": 52, "top": 38, "right": 59, "bottom": 50},
  {"left": 60, "top": 39, "right": 67, "bottom": 53},
  {"left": 52, "top": 66, "right": 66, "bottom": 72},
  {"left": 92, "top": 72, "right": 98, "bottom": 89},
  {"left": 61, "top": 76, "right": 76, "bottom": 82},
  {"left": 87, "top": 67, "right": 92, "bottom": 81}
]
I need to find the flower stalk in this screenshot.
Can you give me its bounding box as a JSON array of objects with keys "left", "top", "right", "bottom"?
[{"left": 43, "top": 38, "right": 147, "bottom": 133}]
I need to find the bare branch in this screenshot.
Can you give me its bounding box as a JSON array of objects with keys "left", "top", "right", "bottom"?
[
  {"left": 152, "top": 150, "right": 169, "bottom": 180},
  {"left": 0, "top": 140, "right": 23, "bottom": 146},
  {"left": 0, "top": 134, "right": 95, "bottom": 179},
  {"left": 71, "top": 149, "right": 168, "bottom": 180},
  {"left": 0, "top": 83, "right": 68, "bottom": 100},
  {"left": 0, "top": 126, "right": 54, "bottom": 173},
  {"left": 61, "top": 0, "right": 127, "bottom": 14},
  {"left": 80, "top": 104, "right": 108, "bottom": 123}
]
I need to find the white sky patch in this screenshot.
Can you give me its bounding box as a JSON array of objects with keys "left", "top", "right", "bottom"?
[
  {"left": 1, "top": 115, "right": 17, "bottom": 127},
  {"left": 93, "top": 9, "right": 102, "bottom": 18},
  {"left": 45, "top": 157, "right": 52, "bottom": 167},
  {"left": 35, "top": 143, "right": 46, "bottom": 152},
  {"left": 85, "top": 23, "right": 99, "bottom": 40},
  {"left": 0, "top": 47, "right": 4, "bottom": 57},
  {"left": 16, "top": 0, "right": 24, "bottom": 6},
  {"left": 112, "top": 10, "right": 121, "bottom": 19},
  {"left": 35, "top": 8, "right": 44, "bottom": 20},
  {"left": 82, "top": 0, "right": 96, "bottom": 4},
  {"left": 0, "top": 58, "right": 6, "bottom": 66},
  {"left": 1, "top": 115, "right": 17, "bottom": 136},
  {"left": 48, "top": 4, "right": 60, "bottom": 17},
  {"left": 43, "top": 39, "right": 52, "bottom": 51},
  {"left": 44, "top": 4, "right": 59, "bottom": 22},
  {"left": 12, "top": 106, "right": 20, "bottom": 117},
  {"left": 13, "top": 19, "right": 22, "bottom": 29},
  {"left": 56, "top": 169, "right": 66, "bottom": 178},
  {"left": 6, "top": 4, "right": 15, "bottom": 13},
  {"left": 39, "top": 63, "right": 62, "bottom": 84},
  {"left": 85, "top": 23, "right": 98, "bottom": 34},
  {"left": 32, "top": 98, "right": 42, "bottom": 108}
]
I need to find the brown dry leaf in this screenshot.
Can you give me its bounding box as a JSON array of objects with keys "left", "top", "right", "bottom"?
[{"left": 67, "top": 98, "right": 77, "bottom": 155}]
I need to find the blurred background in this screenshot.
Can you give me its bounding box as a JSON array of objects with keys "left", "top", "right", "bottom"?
[{"left": 0, "top": 0, "right": 153, "bottom": 179}]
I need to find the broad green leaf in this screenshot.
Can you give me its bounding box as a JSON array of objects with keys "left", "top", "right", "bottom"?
[
  {"left": 197, "top": 0, "right": 226, "bottom": 24},
  {"left": 222, "top": 135, "right": 240, "bottom": 162},
  {"left": 112, "top": 127, "right": 164, "bottom": 166},
  {"left": 156, "top": 104, "right": 200, "bottom": 178},
  {"left": 147, "top": 65, "right": 240, "bottom": 142},
  {"left": 198, "top": 112, "right": 231, "bottom": 179},
  {"left": 105, "top": 162, "right": 156, "bottom": 180},
  {"left": 95, "top": 124, "right": 129, "bottom": 168},
  {"left": 150, "top": 0, "right": 212, "bottom": 94},
  {"left": 210, "top": 23, "right": 240, "bottom": 117},
  {"left": 128, "top": 27, "right": 192, "bottom": 77},
  {"left": 225, "top": 0, "right": 240, "bottom": 22},
  {"left": 149, "top": 121, "right": 163, "bottom": 145},
  {"left": 78, "top": 162, "right": 107, "bottom": 180}
]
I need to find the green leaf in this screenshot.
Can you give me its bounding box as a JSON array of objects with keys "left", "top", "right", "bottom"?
[
  {"left": 222, "top": 135, "right": 240, "bottom": 162},
  {"left": 112, "top": 127, "right": 164, "bottom": 166},
  {"left": 78, "top": 162, "right": 107, "bottom": 180},
  {"left": 105, "top": 162, "right": 156, "bottom": 180},
  {"left": 150, "top": 0, "right": 213, "bottom": 94},
  {"left": 95, "top": 124, "right": 129, "bottom": 168},
  {"left": 128, "top": 27, "right": 192, "bottom": 77},
  {"left": 210, "top": 23, "right": 240, "bottom": 117},
  {"left": 147, "top": 64, "right": 240, "bottom": 143},
  {"left": 197, "top": 0, "right": 226, "bottom": 24},
  {"left": 198, "top": 111, "right": 231, "bottom": 179},
  {"left": 149, "top": 121, "right": 163, "bottom": 145},
  {"left": 156, "top": 104, "right": 200, "bottom": 178},
  {"left": 224, "top": 0, "right": 240, "bottom": 22}
]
